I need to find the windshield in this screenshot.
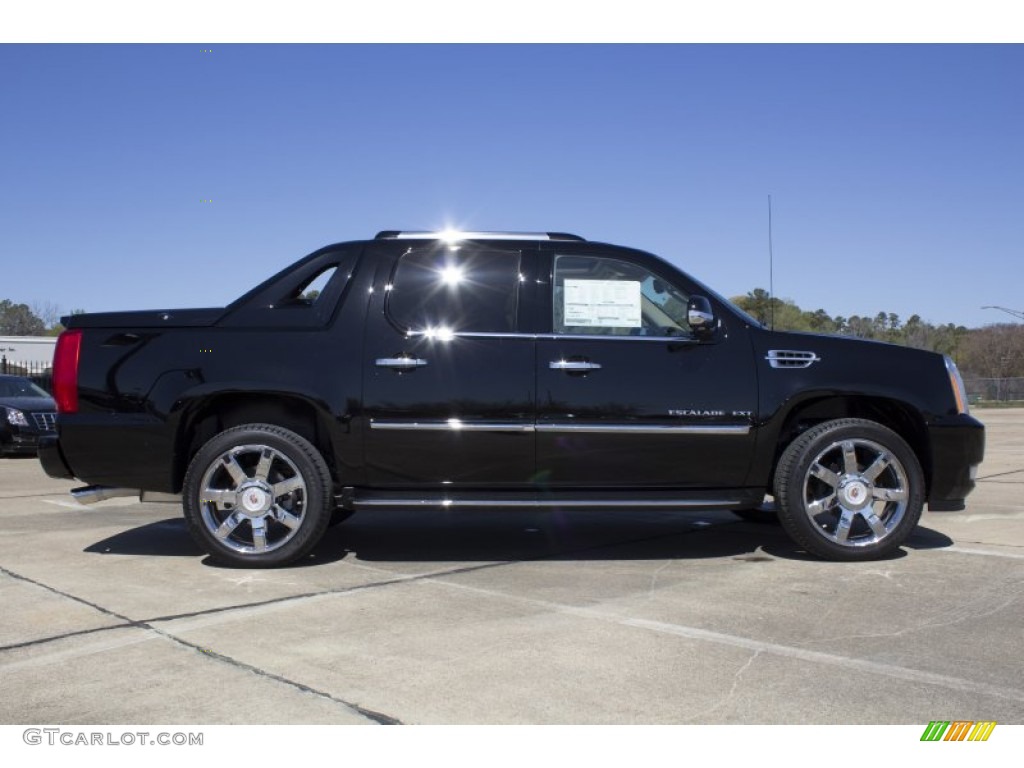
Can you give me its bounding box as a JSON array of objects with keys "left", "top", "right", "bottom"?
[{"left": 0, "top": 377, "right": 50, "bottom": 398}]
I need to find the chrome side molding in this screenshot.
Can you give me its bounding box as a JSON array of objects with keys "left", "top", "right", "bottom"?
[
  {"left": 536, "top": 423, "right": 750, "bottom": 436},
  {"left": 369, "top": 420, "right": 749, "bottom": 435},
  {"left": 371, "top": 420, "right": 534, "bottom": 432},
  {"left": 352, "top": 498, "right": 743, "bottom": 510}
]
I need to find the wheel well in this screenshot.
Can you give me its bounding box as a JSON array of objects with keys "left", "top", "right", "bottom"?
[
  {"left": 175, "top": 394, "right": 337, "bottom": 492},
  {"left": 773, "top": 396, "right": 931, "bottom": 492}
]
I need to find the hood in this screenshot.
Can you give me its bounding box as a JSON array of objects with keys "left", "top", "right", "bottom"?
[
  {"left": 0, "top": 396, "right": 56, "bottom": 412},
  {"left": 762, "top": 328, "right": 943, "bottom": 364}
]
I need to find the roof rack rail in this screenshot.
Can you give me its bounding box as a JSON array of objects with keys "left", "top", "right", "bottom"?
[{"left": 375, "top": 230, "right": 585, "bottom": 242}]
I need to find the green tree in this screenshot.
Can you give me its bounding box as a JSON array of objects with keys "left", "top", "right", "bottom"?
[
  {"left": 0, "top": 300, "right": 46, "bottom": 335},
  {"left": 732, "top": 289, "right": 813, "bottom": 331},
  {"left": 734, "top": 288, "right": 774, "bottom": 326},
  {"left": 728, "top": 288, "right": 982, "bottom": 361},
  {"left": 805, "top": 308, "right": 837, "bottom": 332},
  {"left": 959, "top": 324, "right": 1024, "bottom": 378}
]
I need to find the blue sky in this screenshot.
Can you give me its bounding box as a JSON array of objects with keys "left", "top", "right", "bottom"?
[{"left": 1, "top": 44, "right": 1021, "bottom": 328}]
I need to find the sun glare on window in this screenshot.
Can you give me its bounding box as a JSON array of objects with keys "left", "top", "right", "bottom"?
[{"left": 439, "top": 265, "right": 464, "bottom": 286}]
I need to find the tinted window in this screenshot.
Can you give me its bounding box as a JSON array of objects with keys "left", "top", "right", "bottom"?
[
  {"left": 219, "top": 247, "right": 359, "bottom": 328},
  {"left": 553, "top": 255, "right": 692, "bottom": 337},
  {"left": 291, "top": 266, "right": 338, "bottom": 305},
  {"left": 388, "top": 246, "right": 521, "bottom": 333}
]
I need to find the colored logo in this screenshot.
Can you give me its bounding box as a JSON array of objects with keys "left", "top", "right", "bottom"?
[{"left": 920, "top": 721, "right": 997, "bottom": 741}]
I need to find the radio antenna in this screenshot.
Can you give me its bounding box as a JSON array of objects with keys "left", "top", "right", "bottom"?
[{"left": 768, "top": 194, "right": 775, "bottom": 331}]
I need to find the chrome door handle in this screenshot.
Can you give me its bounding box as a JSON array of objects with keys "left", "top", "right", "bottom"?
[
  {"left": 376, "top": 357, "right": 429, "bottom": 370},
  {"left": 549, "top": 360, "right": 602, "bottom": 371}
]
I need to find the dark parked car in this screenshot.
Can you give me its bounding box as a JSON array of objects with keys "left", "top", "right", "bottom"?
[
  {"left": 39, "top": 230, "right": 984, "bottom": 566},
  {"left": 1, "top": 374, "right": 57, "bottom": 456}
]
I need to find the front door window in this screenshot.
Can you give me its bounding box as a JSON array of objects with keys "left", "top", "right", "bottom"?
[{"left": 553, "top": 255, "right": 692, "bottom": 338}]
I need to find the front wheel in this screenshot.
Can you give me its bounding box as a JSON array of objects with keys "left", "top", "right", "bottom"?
[
  {"left": 182, "top": 423, "right": 334, "bottom": 567},
  {"left": 774, "top": 418, "right": 924, "bottom": 561}
]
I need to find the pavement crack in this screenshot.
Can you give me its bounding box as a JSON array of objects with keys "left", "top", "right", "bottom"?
[
  {"left": 136, "top": 521, "right": 716, "bottom": 625},
  {"left": 976, "top": 468, "right": 1024, "bottom": 481},
  {"left": 647, "top": 560, "right": 675, "bottom": 598},
  {"left": 143, "top": 562, "right": 518, "bottom": 625},
  {"left": 796, "top": 580, "right": 1024, "bottom": 646},
  {"left": 8, "top": 516, "right": 722, "bottom": 653},
  {"left": 0, "top": 564, "right": 400, "bottom": 724},
  {"left": 0, "top": 624, "right": 137, "bottom": 652},
  {"left": 0, "top": 564, "right": 146, "bottom": 626},
  {"left": 683, "top": 650, "right": 762, "bottom": 723},
  {"left": 958, "top": 539, "right": 1024, "bottom": 550},
  {"left": 152, "top": 632, "right": 402, "bottom": 725}
]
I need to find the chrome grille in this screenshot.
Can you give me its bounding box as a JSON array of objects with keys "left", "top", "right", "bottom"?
[{"left": 32, "top": 412, "right": 57, "bottom": 431}]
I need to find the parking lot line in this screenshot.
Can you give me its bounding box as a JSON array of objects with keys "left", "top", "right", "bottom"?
[{"left": 938, "top": 546, "right": 1024, "bottom": 560}]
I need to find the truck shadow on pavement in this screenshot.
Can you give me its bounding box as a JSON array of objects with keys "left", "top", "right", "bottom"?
[{"left": 83, "top": 509, "right": 955, "bottom": 568}]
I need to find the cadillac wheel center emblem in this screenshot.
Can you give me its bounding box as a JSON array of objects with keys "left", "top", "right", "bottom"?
[
  {"left": 242, "top": 488, "right": 269, "bottom": 512},
  {"left": 840, "top": 480, "right": 868, "bottom": 508}
]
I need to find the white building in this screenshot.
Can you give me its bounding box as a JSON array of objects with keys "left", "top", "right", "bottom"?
[{"left": 0, "top": 336, "right": 57, "bottom": 367}]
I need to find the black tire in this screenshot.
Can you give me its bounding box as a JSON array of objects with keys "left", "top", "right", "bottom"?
[
  {"left": 774, "top": 418, "right": 924, "bottom": 561},
  {"left": 182, "top": 423, "right": 334, "bottom": 567}
]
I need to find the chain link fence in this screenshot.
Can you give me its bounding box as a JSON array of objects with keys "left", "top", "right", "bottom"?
[
  {"left": 963, "top": 377, "right": 1024, "bottom": 404},
  {"left": 0, "top": 357, "right": 53, "bottom": 393}
]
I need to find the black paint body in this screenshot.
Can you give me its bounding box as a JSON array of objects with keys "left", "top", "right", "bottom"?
[{"left": 40, "top": 236, "right": 984, "bottom": 513}]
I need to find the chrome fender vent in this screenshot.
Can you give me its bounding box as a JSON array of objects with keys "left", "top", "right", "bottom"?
[{"left": 767, "top": 350, "right": 821, "bottom": 369}]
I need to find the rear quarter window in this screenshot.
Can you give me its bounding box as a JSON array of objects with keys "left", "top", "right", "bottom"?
[{"left": 219, "top": 247, "right": 359, "bottom": 328}]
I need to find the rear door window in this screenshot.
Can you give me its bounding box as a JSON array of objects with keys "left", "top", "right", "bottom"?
[{"left": 387, "top": 246, "right": 522, "bottom": 334}]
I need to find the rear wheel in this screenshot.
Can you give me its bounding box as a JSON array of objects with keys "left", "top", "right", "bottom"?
[
  {"left": 183, "top": 423, "right": 333, "bottom": 567},
  {"left": 774, "top": 418, "right": 924, "bottom": 561}
]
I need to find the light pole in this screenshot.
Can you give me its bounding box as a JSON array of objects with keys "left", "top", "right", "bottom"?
[{"left": 982, "top": 306, "right": 1024, "bottom": 322}]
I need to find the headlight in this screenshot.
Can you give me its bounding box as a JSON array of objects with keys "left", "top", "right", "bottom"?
[
  {"left": 5, "top": 408, "right": 30, "bottom": 427},
  {"left": 944, "top": 356, "right": 970, "bottom": 415}
]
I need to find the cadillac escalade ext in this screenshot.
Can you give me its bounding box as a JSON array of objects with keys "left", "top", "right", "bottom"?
[{"left": 39, "top": 231, "right": 985, "bottom": 567}]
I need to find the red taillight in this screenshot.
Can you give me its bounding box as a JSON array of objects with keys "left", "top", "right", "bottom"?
[{"left": 53, "top": 329, "right": 82, "bottom": 414}]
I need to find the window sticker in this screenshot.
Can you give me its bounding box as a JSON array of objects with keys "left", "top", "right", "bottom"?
[{"left": 564, "top": 279, "right": 642, "bottom": 328}]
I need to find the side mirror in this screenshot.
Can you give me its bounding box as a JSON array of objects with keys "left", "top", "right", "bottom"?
[{"left": 687, "top": 296, "right": 716, "bottom": 339}]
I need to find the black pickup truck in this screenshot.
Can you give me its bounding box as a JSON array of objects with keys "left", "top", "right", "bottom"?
[{"left": 40, "top": 231, "right": 984, "bottom": 566}]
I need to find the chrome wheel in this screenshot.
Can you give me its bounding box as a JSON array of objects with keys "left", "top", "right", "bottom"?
[
  {"left": 198, "top": 444, "right": 308, "bottom": 555},
  {"left": 774, "top": 418, "right": 924, "bottom": 561},
  {"left": 183, "top": 424, "right": 333, "bottom": 567},
  {"left": 801, "top": 438, "right": 909, "bottom": 548}
]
